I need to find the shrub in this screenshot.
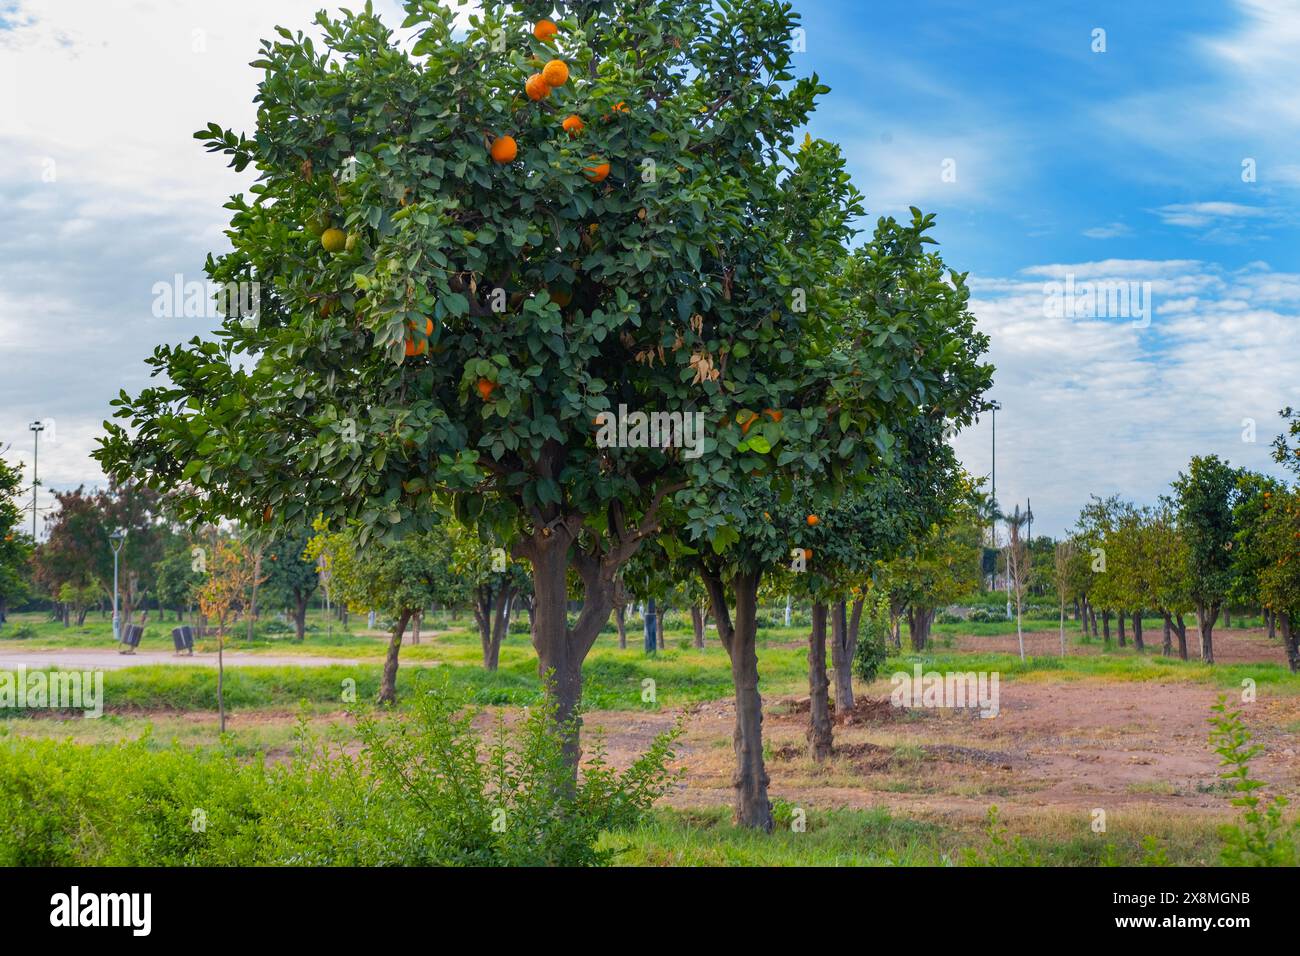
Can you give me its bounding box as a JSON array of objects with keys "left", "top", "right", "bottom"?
[
  {"left": 1208, "top": 696, "right": 1299, "bottom": 866},
  {"left": 0, "top": 674, "right": 681, "bottom": 866}
]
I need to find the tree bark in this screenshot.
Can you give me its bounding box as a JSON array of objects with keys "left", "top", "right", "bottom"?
[
  {"left": 1196, "top": 602, "right": 1218, "bottom": 664},
  {"left": 1162, "top": 611, "right": 1173, "bottom": 656},
  {"left": 294, "top": 592, "right": 308, "bottom": 641},
  {"left": 1174, "top": 612, "right": 1188, "bottom": 660},
  {"left": 1102, "top": 609, "right": 1111, "bottom": 645},
  {"left": 1131, "top": 610, "right": 1144, "bottom": 652},
  {"left": 703, "top": 567, "right": 772, "bottom": 831},
  {"left": 830, "top": 598, "right": 857, "bottom": 713},
  {"left": 908, "top": 605, "right": 933, "bottom": 651},
  {"left": 615, "top": 604, "right": 627, "bottom": 649},
  {"left": 1223, "top": 607, "right": 1231, "bottom": 628},
  {"left": 482, "top": 585, "right": 512, "bottom": 671},
  {"left": 1281, "top": 613, "right": 1298, "bottom": 674},
  {"left": 656, "top": 604, "right": 667, "bottom": 650},
  {"left": 1266, "top": 608, "right": 1275, "bottom": 640},
  {"left": 690, "top": 604, "right": 705, "bottom": 648},
  {"left": 377, "top": 609, "right": 412, "bottom": 705},
  {"left": 807, "top": 602, "right": 833, "bottom": 761},
  {"left": 1117, "top": 610, "right": 1126, "bottom": 646}
]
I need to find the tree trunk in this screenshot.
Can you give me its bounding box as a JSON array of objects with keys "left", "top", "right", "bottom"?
[
  {"left": 1089, "top": 604, "right": 1098, "bottom": 637},
  {"left": 1101, "top": 609, "right": 1111, "bottom": 645},
  {"left": 830, "top": 598, "right": 858, "bottom": 713},
  {"left": 1162, "top": 612, "right": 1173, "bottom": 656},
  {"left": 703, "top": 567, "right": 772, "bottom": 831},
  {"left": 656, "top": 605, "right": 667, "bottom": 650},
  {"left": 806, "top": 602, "right": 832, "bottom": 761},
  {"left": 1223, "top": 607, "right": 1231, "bottom": 628},
  {"left": 615, "top": 604, "right": 627, "bottom": 649},
  {"left": 1072, "top": 597, "right": 1080, "bottom": 622},
  {"left": 1174, "top": 612, "right": 1188, "bottom": 660},
  {"left": 1196, "top": 602, "right": 1218, "bottom": 664},
  {"left": 1281, "top": 613, "right": 1298, "bottom": 674},
  {"left": 1059, "top": 602, "right": 1067, "bottom": 655},
  {"left": 1117, "top": 610, "right": 1126, "bottom": 646},
  {"left": 1132, "top": 610, "right": 1144, "bottom": 652},
  {"left": 294, "top": 592, "right": 308, "bottom": 641},
  {"left": 690, "top": 604, "right": 705, "bottom": 648},
  {"left": 1266, "top": 608, "right": 1275, "bottom": 640},
  {"left": 483, "top": 585, "right": 511, "bottom": 671},
  {"left": 908, "top": 605, "right": 933, "bottom": 651},
  {"left": 377, "top": 609, "right": 412, "bottom": 705}
]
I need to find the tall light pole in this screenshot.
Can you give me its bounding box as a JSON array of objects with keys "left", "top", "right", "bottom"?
[
  {"left": 28, "top": 421, "right": 43, "bottom": 540},
  {"left": 110, "top": 527, "right": 127, "bottom": 643},
  {"left": 987, "top": 401, "right": 1001, "bottom": 592}
]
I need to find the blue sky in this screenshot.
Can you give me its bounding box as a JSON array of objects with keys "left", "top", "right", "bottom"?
[{"left": 0, "top": 0, "right": 1297, "bottom": 538}]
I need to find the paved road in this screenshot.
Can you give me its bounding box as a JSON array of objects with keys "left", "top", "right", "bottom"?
[{"left": 0, "top": 647, "right": 378, "bottom": 671}]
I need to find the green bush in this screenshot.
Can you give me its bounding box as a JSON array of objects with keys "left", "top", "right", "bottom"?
[
  {"left": 0, "top": 675, "right": 681, "bottom": 866},
  {"left": 1208, "top": 696, "right": 1299, "bottom": 866}
]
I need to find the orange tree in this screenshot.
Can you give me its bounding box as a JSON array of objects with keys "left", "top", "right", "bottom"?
[
  {"left": 94, "top": 0, "right": 908, "bottom": 765},
  {"left": 774, "top": 433, "right": 969, "bottom": 761},
  {"left": 670, "top": 214, "right": 994, "bottom": 828}
]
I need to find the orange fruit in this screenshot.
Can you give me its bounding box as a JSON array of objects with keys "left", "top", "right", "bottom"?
[
  {"left": 525, "top": 74, "right": 551, "bottom": 101},
  {"left": 763, "top": 408, "right": 783, "bottom": 422},
  {"left": 740, "top": 412, "right": 759, "bottom": 434},
  {"left": 806, "top": 514, "right": 819, "bottom": 526},
  {"left": 405, "top": 318, "right": 433, "bottom": 357},
  {"left": 263, "top": 506, "right": 273, "bottom": 523},
  {"left": 583, "top": 157, "right": 610, "bottom": 182},
  {"left": 542, "top": 59, "right": 569, "bottom": 87},
  {"left": 803, "top": 548, "right": 813, "bottom": 560},
  {"left": 548, "top": 287, "right": 572, "bottom": 308},
  {"left": 562, "top": 114, "right": 584, "bottom": 137},
  {"left": 489, "top": 135, "right": 517, "bottom": 164},
  {"left": 321, "top": 228, "right": 346, "bottom": 253},
  {"left": 533, "top": 20, "right": 558, "bottom": 42},
  {"left": 476, "top": 378, "right": 497, "bottom": 401}
]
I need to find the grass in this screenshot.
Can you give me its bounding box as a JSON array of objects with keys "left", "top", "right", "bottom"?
[{"left": 603, "top": 805, "right": 1223, "bottom": 866}]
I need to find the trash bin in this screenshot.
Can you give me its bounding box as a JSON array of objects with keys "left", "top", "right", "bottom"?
[
  {"left": 171, "top": 625, "right": 194, "bottom": 653},
  {"left": 122, "top": 624, "right": 143, "bottom": 648}
]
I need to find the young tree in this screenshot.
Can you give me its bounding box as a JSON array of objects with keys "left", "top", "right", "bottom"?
[
  {"left": 261, "top": 530, "right": 321, "bottom": 640},
  {"left": 884, "top": 498, "right": 984, "bottom": 651},
  {"left": 1171, "top": 455, "right": 1240, "bottom": 664},
  {"left": 1004, "top": 503, "right": 1031, "bottom": 661},
  {"left": 448, "top": 520, "right": 526, "bottom": 670},
  {"left": 308, "top": 523, "right": 457, "bottom": 702},
  {"left": 0, "top": 456, "right": 33, "bottom": 629},
  {"left": 196, "top": 537, "right": 261, "bottom": 733},
  {"left": 1258, "top": 486, "right": 1300, "bottom": 671}
]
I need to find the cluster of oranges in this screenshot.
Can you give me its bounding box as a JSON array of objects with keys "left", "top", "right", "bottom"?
[{"left": 489, "top": 21, "right": 609, "bottom": 184}]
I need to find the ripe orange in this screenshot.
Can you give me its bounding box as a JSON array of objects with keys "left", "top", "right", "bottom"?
[
  {"left": 583, "top": 157, "right": 610, "bottom": 182},
  {"left": 806, "top": 514, "right": 819, "bottom": 526},
  {"left": 321, "top": 228, "right": 346, "bottom": 253},
  {"left": 562, "top": 114, "right": 584, "bottom": 137},
  {"left": 263, "top": 506, "right": 273, "bottom": 523},
  {"left": 489, "top": 135, "right": 517, "bottom": 164},
  {"left": 476, "top": 378, "right": 497, "bottom": 401},
  {"left": 533, "top": 20, "right": 558, "bottom": 42},
  {"left": 763, "top": 408, "right": 783, "bottom": 422},
  {"left": 803, "top": 548, "right": 813, "bottom": 560},
  {"left": 740, "top": 412, "right": 759, "bottom": 434},
  {"left": 525, "top": 73, "right": 551, "bottom": 101},
  {"left": 542, "top": 59, "right": 569, "bottom": 87},
  {"left": 405, "top": 318, "right": 433, "bottom": 357},
  {"left": 548, "top": 286, "right": 572, "bottom": 308}
]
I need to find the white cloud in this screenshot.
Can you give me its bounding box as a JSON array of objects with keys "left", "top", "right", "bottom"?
[
  {"left": 953, "top": 259, "right": 1300, "bottom": 538},
  {"left": 1153, "top": 201, "right": 1271, "bottom": 228},
  {"left": 1082, "top": 222, "right": 1132, "bottom": 239}
]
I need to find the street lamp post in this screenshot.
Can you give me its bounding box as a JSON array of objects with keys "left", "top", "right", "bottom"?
[
  {"left": 110, "top": 527, "right": 127, "bottom": 643},
  {"left": 28, "top": 421, "right": 43, "bottom": 540}
]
